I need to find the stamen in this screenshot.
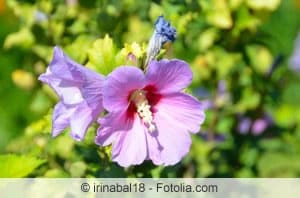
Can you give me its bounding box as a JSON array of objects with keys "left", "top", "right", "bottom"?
[
  {"left": 137, "top": 102, "right": 156, "bottom": 132},
  {"left": 130, "top": 90, "right": 156, "bottom": 132}
]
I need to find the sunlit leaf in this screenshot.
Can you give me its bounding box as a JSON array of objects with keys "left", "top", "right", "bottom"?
[{"left": 0, "top": 154, "right": 45, "bottom": 177}]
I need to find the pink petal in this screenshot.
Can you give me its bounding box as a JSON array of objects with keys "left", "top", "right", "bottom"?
[
  {"left": 146, "top": 59, "right": 193, "bottom": 94},
  {"left": 144, "top": 131, "right": 163, "bottom": 165},
  {"left": 111, "top": 118, "right": 147, "bottom": 167},
  {"left": 103, "top": 66, "right": 146, "bottom": 112},
  {"left": 146, "top": 93, "right": 205, "bottom": 165},
  {"left": 155, "top": 93, "right": 205, "bottom": 133},
  {"left": 152, "top": 111, "right": 192, "bottom": 165},
  {"left": 96, "top": 111, "right": 147, "bottom": 167},
  {"left": 95, "top": 110, "right": 132, "bottom": 146}
]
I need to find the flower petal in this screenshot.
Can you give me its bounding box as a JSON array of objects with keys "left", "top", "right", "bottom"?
[
  {"left": 95, "top": 111, "right": 147, "bottom": 167},
  {"left": 52, "top": 102, "right": 76, "bottom": 137},
  {"left": 144, "top": 131, "right": 163, "bottom": 165},
  {"left": 38, "top": 46, "right": 105, "bottom": 140},
  {"left": 155, "top": 92, "right": 205, "bottom": 133},
  {"left": 69, "top": 102, "right": 97, "bottom": 141},
  {"left": 111, "top": 118, "right": 147, "bottom": 167},
  {"left": 38, "top": 46, "right": 104, "bottom": 105},
  {"left": 146, "top": 93, "right": 205, "bottom": 165},
  {"left": 103, "top": 66, "right": 145, "bottom": 112},
  {"left": 95, "top": 110, "right": 132, "bottom": 146},
  {"left": 146, "top": 59, "right": 192, "bottom": 94},
  {"left": 152, "top": 111, "right": 192, "bottom": 166}
]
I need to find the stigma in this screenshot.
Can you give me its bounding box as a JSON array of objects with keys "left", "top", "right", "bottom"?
[{"left": 130, "top": 90, "right": 156, "bottom": 132}]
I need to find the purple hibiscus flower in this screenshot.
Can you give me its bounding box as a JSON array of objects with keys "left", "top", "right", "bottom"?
[
  {"left": 38, "top": 46, "right": 105, "bottom": 141},
  {"left": 95, "top": 59, "right": 205, "bottom": 167}
]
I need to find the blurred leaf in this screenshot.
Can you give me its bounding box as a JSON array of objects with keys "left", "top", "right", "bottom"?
[
  {"left": 190, "top": 137, "right": 214, "bottom": 177},
  {"left": 29, "top": 90, "right": 52, "bottom": 114},
  {"left": 274, "top": 104, "right": 296, "bottom": 127},
  {"left": 86, "top": 35, "right": 126, "bottom": 75},
  {"left": 282, "top": 81, "right": 300, "bottom": 106},
  {"left": 203, "top": 0, "right": 233, "bottom": 29},
  {"left": 11, "top": 69, "right": 35, "bottom": 90},
  {"left": 240, "top": 147, "right": 259, "bottom": 167},
  {"left": 123, "top": 16, "right": 152, "bottom": 43},
  {"left": 197, "top": 28, "right": 219, "bottom": 52},
  {"left": 48, "top": 134, "right": 75, "bottom": 160},
  {"left": 233, "top": 5, "right": 260, "bottom": 36},
  {"left": 246, "top": 0, "right": 281, "bottom": 11},
  {"left": 0, "top": 154, "right": 45, "bottom": 177},
  {"left": 258, "top": 152, "right": 300, "bottom": 177},
  {"left": 43, "top": 169, "right": 69, "bottom": 178},
  {"left": 4, "top": 28, "right": 35, "bottom": 49},
  {"left": 70, "top": 161, "right": 87, "bottom": 177},
  {"left": 64, "top": 35, "right": 94, "bottom": 63},
  {"left": 246, "top": 45, "right": 273, "bottom": 74},
  {"left": 216, "top": 117, "right": 234, "bottom": 133},
  {"left": 234, "top": 88, "right": 261, "bottom": 112},
  {"left": 259, "top": 138, "right": 284, "bottom": 151}
]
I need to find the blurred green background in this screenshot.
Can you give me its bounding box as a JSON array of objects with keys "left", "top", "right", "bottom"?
[{"left": 1, "top": 0, "right": 300, "bottom": 178}]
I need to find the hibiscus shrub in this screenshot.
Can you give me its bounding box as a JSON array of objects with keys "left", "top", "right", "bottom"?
[{"left": 1, "top": 0, "right": 300, "bottom": 178}]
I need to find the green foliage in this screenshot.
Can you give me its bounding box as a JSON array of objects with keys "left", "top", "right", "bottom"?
[
  {"left": 0, "top": 154, "right": 45, "bottom": 177},
  {"left": 1, "top": 0, "right": 300, "bottom": 178},
  {"left": 86, "top": 35, "right": 126, "bottom": 75}
]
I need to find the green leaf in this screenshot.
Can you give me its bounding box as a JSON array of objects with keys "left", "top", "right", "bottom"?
[
  {"left": 43, "top": 169, "right": 69, "bottom": 178},
  {"left": 246, "top": 0, "right": 281, "bottom": 11},
  {"left": 203, "top": 0, "right": 233, "bottom": 29},
  {"left": 197, "top": 28, "right": 219, "bottom": 51},
  {"left": 3, "top": 28, "right": 35, "bottom": 49},
  {"left": 86, "top": 35, "right": 126, "bottom": 75},
  {"left": 0, "top": 154, "right": 45, "bottom": 177},
  {"left": 246, "top": 45, "right": 273, "bottom": 74},
  {"left": 273, "top": 104, "right": 297, "bottom": 127},
  {"left": 234, "top": 88, "right": 261, "bottom": 112},
  {"left": 258, "top": 152, "right": 300, "bottom": 177},
  {"left": 70, "top": 161, "right": 87, "bottom": 177}
]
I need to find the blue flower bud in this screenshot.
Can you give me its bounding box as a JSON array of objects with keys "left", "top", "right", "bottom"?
[
  {"left": 154, "top": 16, "right": 176, "bottom": 44},
  {"left": 145, "top": 16, "right": 176, "bottom": 68}
]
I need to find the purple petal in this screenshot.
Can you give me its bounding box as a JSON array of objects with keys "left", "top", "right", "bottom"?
[
  {"left": 52, "top": 102, "right": 76, "bottom": 137},
  {"left": 154, "top": 93, "right": 205, "bottom": 133},
  {"left": 39, "top": 46, "right": 104, "bottom": 105},
  {"left": 69, "top": 102, "right": 94, "bottom": 140},
  {"left": 103, "top": 66, "right": 146, "bottom": 112},
  {"left": 146, "top": 59, "right": 193, "bottom": 94},
  {"left": 111, "top": 118, "right": 147, "bottom": 167},
  {"left": 38, "top": 46, "right": 104, "bottom": 140}
]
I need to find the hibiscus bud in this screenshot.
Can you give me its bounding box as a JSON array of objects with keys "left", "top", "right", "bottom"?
[{"left": 145, "top": 16, "right": 176, "bottom": 68}]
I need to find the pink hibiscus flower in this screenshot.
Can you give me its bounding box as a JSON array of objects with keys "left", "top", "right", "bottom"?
[{"left": 95, "top": 59, "right": 205, "bottom": 167}]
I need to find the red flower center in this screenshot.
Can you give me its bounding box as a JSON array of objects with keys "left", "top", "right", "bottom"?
[{"left": 126, "top": 85, "right": 162, "bottom": 123}]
